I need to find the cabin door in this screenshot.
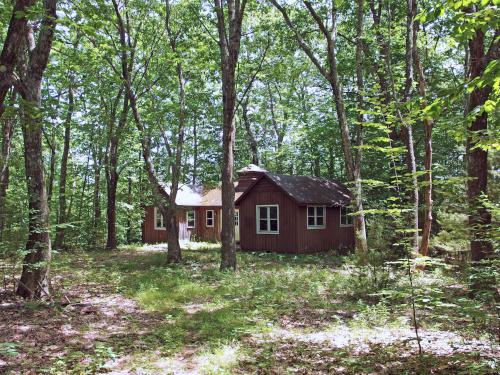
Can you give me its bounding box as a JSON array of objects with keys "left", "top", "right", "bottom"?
[{"left": 235, "top": 209, "right": 240, "bottom": 243}]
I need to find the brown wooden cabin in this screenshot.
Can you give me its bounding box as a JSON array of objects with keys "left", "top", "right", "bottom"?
[{"left": 143, "top": 164, "right": 355, "bottom": 253}]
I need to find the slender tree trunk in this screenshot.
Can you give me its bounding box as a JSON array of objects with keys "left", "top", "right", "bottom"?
[
  {"left": 47, "top": 139, "right": 55, "bottom": 206},
  {"left": 0, "top": 91, "right": 15, "bottom": 241},
  {"left": 268, "top": 85, "right": 283, "bottom": 172},
  {"left": 106, "top": 161, "right": 118, "bottom": 249},
  {"left": 466, "top": 26, "right": 496, "bottom": 261},
  {"left": 403, "top": 0, "right": 419, "bottom": 251},
  {"left": 105, "top": 93, "right": 128, "bottom": 250},
  {"left": 54, "top": 84, "right": 74, "bottom": 249},
  {"left": 413, "top": 0, "right": 433, "bottom": 256},
  {"left": 241, "top": 96, "right": 259, "bottom": 165},
  {"left": 92, "top": 148, "right": 102, "bottom": 246},
  {"left": 354, "top": 0, "right": 368, "bottom": 253},
  {"left": 16, "top": 0, "right": 57, "bottom": 299},
  {"left": 126, "top": 176, "right": 132, "bottom": 243},
  {"left": 192, "top": 120, "right": 198, "bottom": 186},
  {"left": 214, "top": 0, "right": 247, "bottom": 270},
  {"left": 112, "top": 0, "right": 185, "bottom": 262}
]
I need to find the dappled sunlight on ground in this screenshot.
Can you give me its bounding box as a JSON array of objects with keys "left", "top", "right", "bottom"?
[
  {"left": 255, "top": 325, "right": 498, "bottom": 357},
  {"left": 1, "top": 245, "right": 498, "bottom": 374}
]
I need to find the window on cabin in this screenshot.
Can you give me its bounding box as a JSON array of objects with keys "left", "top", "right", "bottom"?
[
  {"left": 206, "top": 210, "right": 214, "bottom": 227},
  {"left": 154, "top": 207, "right": 165, "bottom": 230},
  {"left": 340, "top": 206, "right": 353, "bottom": 227},
  {"left": 256, "top": 205, "right": 279, "bottom": 234},
  {"left": 307, "top": 205, "right": 326, "bottom": 229},
  {"left": 234, "top": 210, "right": 239, "bottom": 226},
  {"left": 187, "top": 210, "right": 196, "bottom": 228}
]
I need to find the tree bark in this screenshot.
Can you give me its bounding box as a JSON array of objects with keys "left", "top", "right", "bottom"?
[
  {"left": 412, "top": 0, "right": 433, "bottom": 256},
  {"left": 271, "top": 0, "right": 368, "bottom": 253},
  {"left": 54, "top": 83, "right": 74, "bottom": 249},
  {"left": 111, "top": 0, "right": 185, "bottom": 262},
  {"left": 402, "top": 0, "right": 419, "bottom": 252},
  {"left": 0, "top": 0, "right": 36, "bottom": 118},
  {"left": 214, "top": 0, "right": 248, "bottom": 270},
  {"left": 105, "top": 90, "right": 128, "bottom": 250},
  {"left": 192, "top": 120, "right": 198, "bottom": 186},
  {"left": 92, "top": 145, "right": 102, "bottom": 246},
  {"left": 241, "top": 96, "right": 259, "bottom": 165},
  {"left": 45, "top": 132, "right": 56, "bottom": 206},
  {"left": 466, "top": 24, "right": 497, "bottom": 261},
  {"left": 16, "top": 0, "right": 57, "bottom": 299},
  {"left": 354, "top": 0, "right": 368, "bottom": 253},
  {"left": 0, "top": 92, "right": 15, "bottom": 241}
]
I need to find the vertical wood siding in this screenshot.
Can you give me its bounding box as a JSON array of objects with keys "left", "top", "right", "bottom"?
[
  {"left": 296, "top": 206, "right": 355, "bottom": 253},
  {"left": 142, "top": 206, "right": 222, "bottom": 243},
  {"left": 238, "top": 178, "right": 298, "bottom": 253},
  {"left": 237, "top": 178, "right": 355, "bottom": 253}
]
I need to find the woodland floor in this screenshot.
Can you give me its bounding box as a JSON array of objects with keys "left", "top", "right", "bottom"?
[{"left": 0, "top": 243, "right": 498, "bottom": 374}]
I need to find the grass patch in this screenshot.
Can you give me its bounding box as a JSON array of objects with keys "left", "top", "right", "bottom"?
[{"left": 4, "top": 243, "right": 494, "bottom": 374}]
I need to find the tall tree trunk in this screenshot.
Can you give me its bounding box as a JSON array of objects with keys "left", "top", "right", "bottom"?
[
  {"left": 111, "top": 0, "right": 185, "bottom": 262},
  {"left": 105, "top": 92, "right": 128, "bottom": 250},
  {"left": 214, "top": 0, "right": 247, "bottom": 270},
  {"left": 403, "top": 0, "right": 419, "bottom": 251},
  {"left": 354, "top": 0, "right": 368, "bottom": 253},
  {"left": 241, "top": 96, "right": 259, "bottom": 165},
  {"left": 412, "top": 0, "right": 433, "bottom": 256},
  {"left": 192, "top": 120, "right": 198, "bottom": 186},
  {"left": 126, "top": 176, "right": 133, "bottom": 243},
  {"left": 46, "top": 133, "right": 56, "bottom": 206},
  {"left": 466, "top": 24, "right": 497, "bottom": 261},
  {"left": 16, "top": 0, "right": 57, "bottom": 299},
  {"left": 54, "top": 83, "right": 74, "bottom": 249},
  {"left": 92, "top": 147, "right": 102, "bottom": 246},
  {"left": 268, "top": 85, "right": 283, "bottom": 172},
  {"left": 0, "top": 91, "right": 15, "bottom": 241},
  {"left": 271, "top": 0, "right": 368, "bottom": 253}
]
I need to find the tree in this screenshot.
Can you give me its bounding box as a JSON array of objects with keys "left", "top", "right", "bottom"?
[
  {"left": 464, "top": 6, "right": 498, "bottom": 261},
  {"left": 214, "top": 0, "right": 248, "bottom": 270},
  {"left": 270, "top": 0, "right": 368, "bottom": 253},
  {"left": 412, "top": 0, "right": 433, "bottom": 256},
  {"left": 15, "top": 0, "right": 58, "bottom": 298},
  {"left": 54, "top": 78, "right": 75, "bottom": 249}
]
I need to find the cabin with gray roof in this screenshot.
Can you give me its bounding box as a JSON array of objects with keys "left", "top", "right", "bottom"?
[{"left": 142, "top": 164, "right": 355, "bottom": 253}]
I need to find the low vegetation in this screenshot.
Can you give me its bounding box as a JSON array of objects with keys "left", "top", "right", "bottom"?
[{"left": 1, "top": 244, "right": 497, "bottom": 374}]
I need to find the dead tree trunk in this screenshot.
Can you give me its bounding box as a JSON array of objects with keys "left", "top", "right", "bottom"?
[
  {"left": 54, "top": 83, "right": 74, "bottom": 249},
  {"left": 214, "top": 0, "right": 248, "bottom": 270},
  {"left": 16, "top": 0, "right": 57, "bottom": 299}
]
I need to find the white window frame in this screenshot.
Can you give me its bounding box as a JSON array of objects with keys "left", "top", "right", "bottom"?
[
  {"left": 234, "top": 210, "right": 240, "bottom": 227},
  {"left": 206, "top": 209, "right": 214, "bottom": 227},
  {"left": 256, "top": 204, "right": 279, "bottom": 234},
  {"left": 154, "top": 207, "right": 166, "bottom": 230},
  {"left": 307, "top": 205, "right": 326, "bottom": 229},
  {"left": 186, "top": 210, "right": 196, "bottom": 229},
  {"left": 340, "top": 206, "right": 353, "bottom": 227}
]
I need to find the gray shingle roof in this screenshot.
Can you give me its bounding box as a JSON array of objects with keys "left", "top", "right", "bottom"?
[{"left": 265, "top": 173, "right": 351, "bottom": 206}]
